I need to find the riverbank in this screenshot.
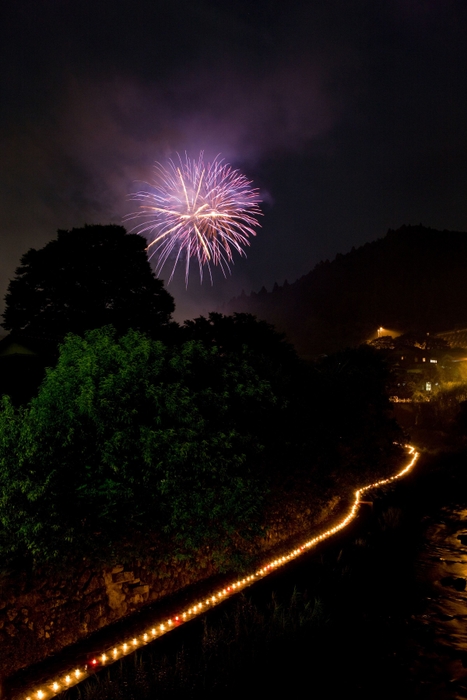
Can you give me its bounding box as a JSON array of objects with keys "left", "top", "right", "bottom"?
[
  {"left": 13, "top": 446, "right": 466, "bottom": 700},
  {"left": 0, "top": 468, "right": 347, "bottom": 685},
  {"left": 5, "top": 446, "right": 420, "bottom": 696}
]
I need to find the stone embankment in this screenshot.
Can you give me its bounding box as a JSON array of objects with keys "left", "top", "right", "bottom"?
[
  {"left": 0, "top": 555, "right": 216, "bottom": 679},
  {"left": 0, "top": 483, "right": 339, "bottom": 680}
]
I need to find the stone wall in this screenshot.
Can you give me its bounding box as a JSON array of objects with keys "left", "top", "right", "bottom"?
[
  {"left": 0, "top": 555, "right": 216, "bottom": 680},
  {"left": 0, "top": 484, "right": 341, "bottom": 681}
]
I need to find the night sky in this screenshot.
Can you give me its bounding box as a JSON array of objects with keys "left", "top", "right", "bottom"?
[{"left": 1, "top": 0, "right": 467, "bottom": 324}]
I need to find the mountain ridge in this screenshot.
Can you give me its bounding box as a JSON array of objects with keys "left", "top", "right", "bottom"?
[{"left": 223, "top": 225, "right": 467, "bottom": 357}]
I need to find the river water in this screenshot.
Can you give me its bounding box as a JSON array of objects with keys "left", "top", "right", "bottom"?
[
  {"left": 308, "top": 449, "right": 467, "bottom": 700},
  {"left": 409, "top": 506, "right": 467, "bottom": 699},
  {"left": 404, "top": 463, "right": 467, "bottom": 700}
]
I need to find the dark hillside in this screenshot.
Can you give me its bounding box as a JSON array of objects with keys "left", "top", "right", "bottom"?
[{"left": 224, "top": 226, "right": 467, "bottom": 357}]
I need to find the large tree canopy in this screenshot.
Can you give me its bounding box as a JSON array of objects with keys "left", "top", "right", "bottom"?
[
  {"left": 182, "top": 312, "right": 299, "bottom": 376},
  {"left": 2, "top": 224, "right": 175, "bottom": 337}
]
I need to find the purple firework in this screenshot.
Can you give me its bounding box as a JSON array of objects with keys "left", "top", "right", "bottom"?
[{"left": 127, "top": 152, "right": 262, "bottom": 284}]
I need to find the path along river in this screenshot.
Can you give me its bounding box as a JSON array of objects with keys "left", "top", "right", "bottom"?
[{"left": 9, "top": 447, "right": 467, "bottom": 700}]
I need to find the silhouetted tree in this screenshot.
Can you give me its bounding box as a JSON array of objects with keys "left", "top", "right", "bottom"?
[
  {"left": 2, "top": 224, "right": 175, "bottom": 339},
  {"left": 182, "top": 312, "right": 308, "bottom": 478},
  {"left": 182, "top": 312, "right": 298, "bottom": 370},
  {"left": 309, "top": 345, "right": 402, "bottom": 481}
]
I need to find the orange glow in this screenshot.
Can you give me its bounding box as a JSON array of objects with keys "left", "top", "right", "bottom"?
[{"left": 20, "top": 446, "right": 419, "bottom": 700}]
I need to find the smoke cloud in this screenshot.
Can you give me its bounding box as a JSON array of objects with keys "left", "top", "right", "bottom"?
[{"left": 1, "top": 0, "right": 466, "bottom": 324}]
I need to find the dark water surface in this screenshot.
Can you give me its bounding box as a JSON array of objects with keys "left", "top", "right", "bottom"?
[{"left": 308, "top": 449, "right": 467, "bottom": 700}]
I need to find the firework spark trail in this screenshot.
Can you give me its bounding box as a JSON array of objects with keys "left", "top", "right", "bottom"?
[{"left": 126, "top": 153, "right": 262, "bottom": 284}]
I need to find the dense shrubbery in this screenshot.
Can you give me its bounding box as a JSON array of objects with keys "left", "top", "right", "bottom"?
[
  {"left": 307, "top": 346, "right": 403, "bottom": 484},
  {"left": 0, "top": 327, "right": 279, "bottom": 568},
  {"left": 0, "top": 322, "right": 402, "bottom": 572}
]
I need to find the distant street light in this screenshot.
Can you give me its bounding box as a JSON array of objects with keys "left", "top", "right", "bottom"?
[{"left": 378, "top": 326, "right": 384, "bottom": 338}]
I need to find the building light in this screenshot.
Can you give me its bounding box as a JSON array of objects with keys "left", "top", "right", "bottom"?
[
  {"left": 422, "top": 357, "right": 426, "bottom": 362},
  {"left": 426, "top": 382, "right": 432, "bottom": 391},
  {"left": 430, "top": 359, "right": 437, "bottom": 363}
]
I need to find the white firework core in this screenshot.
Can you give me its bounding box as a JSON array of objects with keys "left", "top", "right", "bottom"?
[{"left": 126, "top": 152, "right": 262, "bottom": 284}]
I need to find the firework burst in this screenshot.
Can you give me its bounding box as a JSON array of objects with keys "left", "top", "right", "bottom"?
[{"left": 127, "top": 153, "right": 262, "bottom": 284}]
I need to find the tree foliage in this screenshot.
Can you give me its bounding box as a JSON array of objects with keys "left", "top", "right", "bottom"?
[
  {"left": 307, "top": 345, "right": 402, "bottom": 483},
  {"left": 0, "top": 327, "right": 275, "bottom": 568},
  {"left": 182, "top": 312, "right": 298, "bottom": 370},
  {"left": 181, "top": 312, "right": 301, "bottom": 446},
  {"left": 0, "top": 313, "right": 403, "bottom": 573},
  {"left": 2, "top": 224, "right": 175, "bottom": 338}
]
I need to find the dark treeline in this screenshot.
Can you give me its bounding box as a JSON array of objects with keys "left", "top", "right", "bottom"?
[
  {"left": 225, "top": 225, "right": 467, "bottom": 357},
  {"left": 0, "top": 225, "right": 402, "bottom": 575}
]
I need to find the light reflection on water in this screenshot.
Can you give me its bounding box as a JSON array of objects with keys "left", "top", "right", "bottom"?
[{"left": 411, "top": 505, "right": 467, "bottom": 697}]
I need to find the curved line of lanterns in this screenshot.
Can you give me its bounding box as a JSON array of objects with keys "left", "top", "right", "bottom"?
[{"left": 23, "top": 446, "right": 419, "bottom": 700}]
